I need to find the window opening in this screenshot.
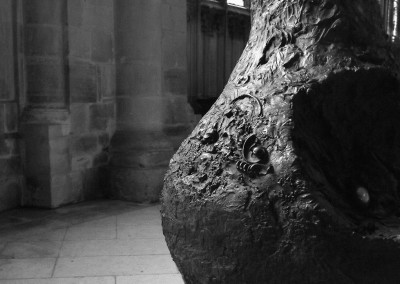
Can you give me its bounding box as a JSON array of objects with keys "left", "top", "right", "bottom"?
[
  {"left": 228, "top": 0, "right": 245, "bottom": 7},
  {"left": 379, "top": 0, "right": 400, "bottom": 41},
  {"left": 393, "top": 0, "right": 399, "bottom": 40}
]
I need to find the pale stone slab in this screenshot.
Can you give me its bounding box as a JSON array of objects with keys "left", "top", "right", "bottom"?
[
  {"left": 0, "top": 203, "right": 175, "bottom": 281},
  {"left": 136, "top": 205, "right": 161, "bottom": 214},
  {"left": 0, "top": 258, "right": 56, "bottom": 279},
  {"left": 53, "top": 255, "right": 178, "bottom": 277},
  {"left": 117, "top": 225, "right": 164, "bottom": 239},
  {"left": 65, "top": 213, "right": 114, "bottom": 227},
  {"left": 117, "top": 210, "right": 162, "bottom": 226},
  {"left": 0, "top": 241, "right": 62, "bottom": 259},
  {"left": 60, "top": 239, "right": 169, "bottom": 257},
  {"left": 117, "top": 274, "right": 184, "bottom": 284},
  {"left": 71, "top": 216, "right": 117, "bottom": 227},
  {"left": 0, "top": 276, "right": 115, "bottom": 284},
  {"left": 64, "top": 225, "right": 116, "bottom": 241},
  {"left": 0, "top": 227, "right": 67, "bottom": 242}
]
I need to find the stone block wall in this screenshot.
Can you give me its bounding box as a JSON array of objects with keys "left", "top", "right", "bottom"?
[
  {"left": 24, "top": 0, "right": 66, "bottom": 107},
  {"left": 162, "top": 0, "right": 200, "bottom": 149},
  {"left": 109, "top": 0, "right": 199, "bottom": 203},
  {"left": 20, "top": 0, "right": 116, "bottom": 209},
  {"left": 66, "top": 0, "right": 116, "bottom": 205},
  {"left": 0, "top": 0, "right": 197, "bottom": 211},
  {"left": 0, "top": 0, "right": 24, "bottom": 212}
]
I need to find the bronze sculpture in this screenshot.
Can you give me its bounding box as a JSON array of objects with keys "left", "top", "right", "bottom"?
[{"left": 162, "top": 0, "right": 400, "bottom": 283}]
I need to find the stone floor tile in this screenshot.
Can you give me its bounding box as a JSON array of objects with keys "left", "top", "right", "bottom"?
[
  {"left": 0, "top": 227, "right": 67, "bottom": 242},
  {"left": 51, "top": 201, "right": 149, "bottom": 226},
  {"left": 117, "top": 211, "right": 162, "bottom": 226},
  {"left": 69, "top": 216, "right": 117, "bottom": 227},
  {"left": 0, "top": 276, "right": 115, "bottom": 284},
  {"left": 0, "top": 202, "right": 183, "bottom": 282},
  {"left": 117, "top": 225, "right": 164, "bottom": 239},
  {"left": 0, "top": 210, "right": 58, "bottom": 230},
  {"left": 60, "top": 239, "right": 170, "bottom": 257},
  {"left": 0, "top": 258, "right": 56, "bottom": 279},
  {"left": 135, "top": 205, "right": 161, "bottom": 214},
  {"left": 64, "top": 225, "right": 116, "bottom": 241},
  {"left": 117, "top": 274, "right": 184, "bottom": 284},
  {"left": 53, "top": 255, "right": 179, "bottom": 277},
  {"left": 0, "top": 241, "right": 62, "bottom": 259},
  {"left": 26, "top": 228, "right": 68, "bottom": 242}
]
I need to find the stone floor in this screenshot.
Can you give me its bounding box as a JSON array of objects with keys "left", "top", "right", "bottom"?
[{"left": 0, "top": 200, "right": 184, "bottom": 284}]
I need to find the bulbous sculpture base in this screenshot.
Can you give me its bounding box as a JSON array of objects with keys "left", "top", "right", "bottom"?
[{"left": 162, "top": 0, "right": 400, "bottom": 283}]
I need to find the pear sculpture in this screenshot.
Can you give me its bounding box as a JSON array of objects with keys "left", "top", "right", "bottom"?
[{"left": 162, "top": 0, "right": 400, "bottom": 283}]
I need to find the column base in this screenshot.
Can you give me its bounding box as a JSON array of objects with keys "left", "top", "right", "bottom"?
[{"left": 108, "top": 130, "right": 175, "bottom": 203}]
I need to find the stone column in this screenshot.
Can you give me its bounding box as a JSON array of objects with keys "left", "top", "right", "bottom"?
[
  {"left": 21, "top": 0, "right": 116, "bottom": 208},
  {"left": 110, "top": 0, "right": 198, "bottom": 202},
  {"left": 0, "top": 0, "right": 24, "bottom": 211},
  {"left": 21, "top": 0, "right": 71, "bottom": 208},
  {"left": 67, "top": 0, "right": 116, "bottom": 203}
]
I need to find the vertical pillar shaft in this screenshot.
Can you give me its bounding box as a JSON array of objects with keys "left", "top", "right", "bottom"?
[
  {"left": 0, "top": 0, "right": 24, "bottom": 211},
  {"left": 21, "top": 0, "right": 71, "bottom": 207},
  {"left": 21, "top": 0, "right": 117, "bottom": 208},
  {"left": 110, "top": 0, "right": 198, "bottom": 202}
]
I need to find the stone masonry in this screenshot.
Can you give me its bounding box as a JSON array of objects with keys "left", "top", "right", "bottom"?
[
  {"left": 0, "top": 0, "right": 198, "bottom": 211},
  {"left": 0, "top": 0, "right": 23, "bottom": 212},
  {"left": 0, "top": 0, "right": 116, "bottom": 210},
  {"left": 109, "top": 0, "right": 199, "bottom": 202},
  {"left": 21, "top": 0, "right": 116, "bottom": 208}
]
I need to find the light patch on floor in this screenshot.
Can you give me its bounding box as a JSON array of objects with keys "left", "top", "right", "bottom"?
[{"left": 0, "top": 201, "right": 184, "bottom": 284}]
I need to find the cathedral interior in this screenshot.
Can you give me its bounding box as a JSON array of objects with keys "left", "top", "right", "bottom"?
[{"left": 0, "top": 0, "right": 399, "bottom": 282}]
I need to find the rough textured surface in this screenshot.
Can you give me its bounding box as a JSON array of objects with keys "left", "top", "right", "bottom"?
[{"left": 161, "top": 0, "right": 400, "bottom": 283}]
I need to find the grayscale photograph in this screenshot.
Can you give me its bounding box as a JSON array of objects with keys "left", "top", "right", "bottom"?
[{"left": 0, "top": 0, "right": 400, "bottom": 283}]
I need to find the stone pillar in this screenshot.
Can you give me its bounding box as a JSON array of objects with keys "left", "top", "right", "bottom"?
[
  {"left": 110, "top": 0, "right": 198, "bottom": 202},
  {"left": 0, "top": 0, "right": 24, "bottom": 211},
  {"left": 162, "top": 0, "right": 199, "bottom": 148},
  {"left": 67, "top": 0, "right": 116, "bottom": 203},
  {"left": 21, "top": 0, "right": 71, "bottom": 207},
  {"left": 21, "top": 0, "right": 116, "bottom": 208}
]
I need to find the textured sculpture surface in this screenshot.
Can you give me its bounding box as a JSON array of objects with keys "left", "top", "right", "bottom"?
[{"left": 162, "top": 0, "right": 400, "bottom": 283}]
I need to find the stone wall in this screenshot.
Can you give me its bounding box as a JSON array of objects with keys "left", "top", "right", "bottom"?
[
  {"left": 0, "top": 0, "right": 24, "bottom": 212},
  {"left": 0, "top": 0, "right": 117, "bottom": 211},
  {"left": 109, "top": 0, "right": 199, "bottom": 202},
  {"left": 0, "top": 0, "right": 197, "bottom": 211},
  {"left": 67, "top": 0, "right": 116, "bottom": 205},
  {"left": 21, "top": 0, "right": 116, "bottom": 208},
  {"left": 162, "top": 0, "right": 199, "bottom": 148}
]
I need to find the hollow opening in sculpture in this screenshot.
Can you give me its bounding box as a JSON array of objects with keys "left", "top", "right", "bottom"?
[{"left": 292, "top": 69, "right": 400, "bottom": 221}]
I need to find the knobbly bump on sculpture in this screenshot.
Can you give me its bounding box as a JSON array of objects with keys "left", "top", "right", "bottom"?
[{"left": 162, "top": 0, "right": 400, "bottom": 283}]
